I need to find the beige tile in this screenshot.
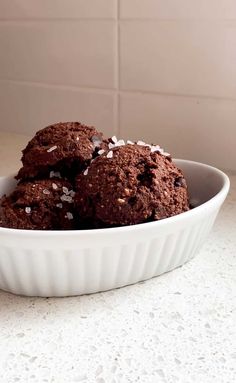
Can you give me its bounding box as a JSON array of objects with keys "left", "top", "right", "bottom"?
[
  {"left": 0, "top": 131, "right": 30, "bottom": 176},
  {"left": 0, "top": 0, "right": 116, "bottom": 19},
  {"left": 120, "top": 0, "right": 236, "bottom": 19},
  {"left": 120, "top": 21, "right": 236, "bottom": 99},
  {"left": 0, "top": 81, "right": 116, "bottom": 136},
  {"left": 0, "top": 21, "right": 116, "bottom": 88},
  {"left": 119, "top": 92, "right": 236, "bottom": 170}
]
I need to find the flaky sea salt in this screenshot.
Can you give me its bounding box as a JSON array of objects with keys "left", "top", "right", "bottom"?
[
  {"left": 25, "top": 207, "right": 31, "bottom": 214},
  {"left": 47, "top": 145, "right": 57, "bottom": 153},
  {"left": 108, "top": 142, "right": 115, "bottom": 149},
  {"left": 116, "top": 139, "right": 125, "bottom": 146},
  {"left": 60, "top": 195, "right": 73, "bottom": 203},
  {"left": 52, "top": 183, "right": 58, "bottom": 190},
  {"left": 137, "top": 140, "right": 146, "bottom": 146},
  {"left": 84, "top": 168, "right": 88, "bottom": 175},
  {"left": 109, "top": 138, "right": 125, "bottom": 148},
  {"left": 69, "top": 190, "right": 75, "bottom": 197},
  {"left": 62, "top": 186, "right": 69, "bottom": 195},
  {"left": 127, "top": 140, "right": 134, "bottom": 145},
  {"left": 50, "top": 171, "right": 61, "bottom": 178},
  {"left": 43, "top": 189, "right": 50, "bottom": 195},
  {"left": 65, "top": 212, "right": 73, "bottom": 220},
  {"left": 151, "top": 145, "right": 161, "bottom": 153},
  {"left": 98, "top": 149, "right": 105, "bottom": 155},
  {"left": 107, "top": 151, "right": 113, "bottom": 159},
  {"left": 56, "top": 203, "right": 63, "bottom": 209},
  {"left": 111, "top": 135, "right": 118, "bottom": 144}
]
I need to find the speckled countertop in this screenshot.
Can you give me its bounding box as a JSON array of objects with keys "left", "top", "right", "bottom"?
[{"left": 0, "top": 132, "right": 235, "bottom": 383}]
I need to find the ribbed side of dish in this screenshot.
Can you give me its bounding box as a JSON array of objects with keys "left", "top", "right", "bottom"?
[{"left": 0, "top": 212, "right": 217, "bottom": 297}]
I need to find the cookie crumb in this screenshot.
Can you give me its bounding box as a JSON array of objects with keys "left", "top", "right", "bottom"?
[{"left": 107, "top": 151, "right": 113, "bottom": 159}]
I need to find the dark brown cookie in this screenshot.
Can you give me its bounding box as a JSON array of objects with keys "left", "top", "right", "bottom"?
[
  {"left": 75, "top": 144, "right": 189, "bottom": 227},
  {"left": 16, "top": 121, "right": 107, "bottom": 181},
  {"left": 0, "top": 179, "right": 75, "bottom": 230}
]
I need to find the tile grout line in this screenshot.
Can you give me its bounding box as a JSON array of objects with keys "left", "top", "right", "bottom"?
[
  {"left": 119, "top": 89, "right": 236, "bottom": 103},
  {"left": 1, "top": 18, "right": 236, "bottom": 23},
  {"left": 0, "top": 18, "right": 116, "bottom": 23},
  {"left": 0, "top": 78, "right": 116, "bottom": 96},
  {"left": 1, "top": 79, "right": 236, "bottom": 104},
  {"left": 118, "top": 18, "right": 236, "bottom": 23},
  {"left": 117, "top": 0, "right": 121, "bottom": 137},
  {"left": 113, "top": 0, "right": 120, "bottom": 137}
]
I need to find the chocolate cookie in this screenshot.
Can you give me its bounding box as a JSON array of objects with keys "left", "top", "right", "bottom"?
[
  {"left": 75, "top": 144, "right": 189, "bottom": 227},
  {"left": 0, "top": 179, "right": 75, "bottom": 230},
  {"left": 16, "top": 122, "right": 106, "bottom": 181}
]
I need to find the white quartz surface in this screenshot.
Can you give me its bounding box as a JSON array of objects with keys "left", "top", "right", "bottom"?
[{"left": 0, "top": 132, "right": 235, "bottom": 383}]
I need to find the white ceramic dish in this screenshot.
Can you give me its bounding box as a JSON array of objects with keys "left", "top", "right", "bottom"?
[{"left": 0, "top": 160, "right": 230, "bottom": 297}]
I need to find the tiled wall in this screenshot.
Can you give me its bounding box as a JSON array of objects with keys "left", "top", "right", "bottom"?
[{"left": 0, "top": 0, "right": 235, "bottom": 170}]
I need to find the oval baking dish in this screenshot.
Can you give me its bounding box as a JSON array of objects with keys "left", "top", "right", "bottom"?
[{"left": 0, "top": 159, "right": 230, "bottom": 297}]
